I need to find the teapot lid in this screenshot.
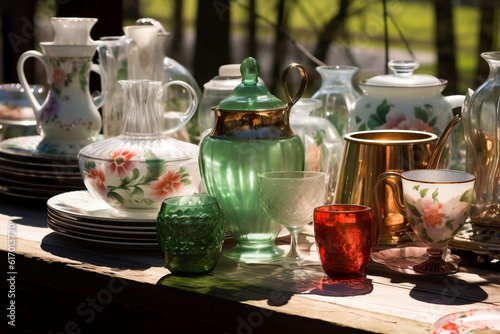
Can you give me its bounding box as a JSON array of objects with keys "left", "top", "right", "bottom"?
[
  {"left": 363, "top": 60, "right": 443, "bottom": 87},
  {"left": 218, "top": 57, "right": 285, "bottom": 110}
]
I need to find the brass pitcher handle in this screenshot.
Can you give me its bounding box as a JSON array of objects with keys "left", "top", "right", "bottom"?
[
  {"left": 372, "top": 171, "right": 405, "bottom": 245},
  {"left": 280, "top": 63, "right": 308, "bottom": 108},
  {"left": 427, "top": 114, "right": 461, "bottom": 169}
]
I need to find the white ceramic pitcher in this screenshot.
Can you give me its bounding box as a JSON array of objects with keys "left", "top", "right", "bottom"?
[{"left": 16, "top": 17, "right": 114, "bottom": 155}]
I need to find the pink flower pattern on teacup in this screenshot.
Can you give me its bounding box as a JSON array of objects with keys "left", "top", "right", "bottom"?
[{"left": 405, "top": 185, "right": 473, "bottom": 247}]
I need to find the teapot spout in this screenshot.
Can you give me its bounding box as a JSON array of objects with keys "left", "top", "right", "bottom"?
[{"left": 427, "top": 114, "right": 461, "bottom": 169}]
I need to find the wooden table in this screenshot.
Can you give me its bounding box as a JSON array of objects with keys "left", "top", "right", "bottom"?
[{"left": 1, "top": 193, "right": 499, "bottom": 333}]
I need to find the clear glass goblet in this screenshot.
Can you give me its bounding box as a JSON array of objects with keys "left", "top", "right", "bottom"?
[
  {"left": 401, "top": 169, "right": 475, "bottom": 274},
  {"left": 258, "top": 171, "right": 327, "bottom": 269}
]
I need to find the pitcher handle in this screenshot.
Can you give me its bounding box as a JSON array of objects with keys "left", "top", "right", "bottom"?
[
  {"left": 16, "top": 50, "right": 52, "bottom": 134},
  {"left": 372, "top": 171, "right": 405, "bottom": 246},
  {"left": 91, "top": 42, "right": 116, "bottom": 109},
  {"left": 280, "top": 63, "right": 308, "bottom": 108},
  {"left": 159, "top": 80, "right": 198, "bottom": 136}
]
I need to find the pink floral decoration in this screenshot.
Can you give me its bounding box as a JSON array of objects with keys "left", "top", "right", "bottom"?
[
  {"left": 106, "top": 147, "right": 140, "bottom": 179},
  {"left": 383, "top": 111, "right": 410, "bottom": 130},
  {"left": 86, "top": 166, "right": 108, "bottom": 197},
  {"left": 52, "top": 68, "right": 67, "bottom": 90},
  {"left": 149, "top": 170, "right": 184, "bottom": 202},
  {"left": 40, "top": 92, "right": 59, "bottom": 122},
  {"left": 415, "top": 197, "right": 446, "bottom": 229},
  {"left": 409, "top": 118, "right": 434, "bottom": 132}
]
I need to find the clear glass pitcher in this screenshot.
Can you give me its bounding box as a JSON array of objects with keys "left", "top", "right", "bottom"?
[
  {"left": 78, "top": 79, "right": 200, "bottom": 215},
  {"left": 462, "top": 51, "right": 500, "bottom": 241}
]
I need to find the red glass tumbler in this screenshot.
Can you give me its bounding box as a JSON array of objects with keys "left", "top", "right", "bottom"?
[{"left": 314, "top": 205, "right": 377, "bottom": 279}]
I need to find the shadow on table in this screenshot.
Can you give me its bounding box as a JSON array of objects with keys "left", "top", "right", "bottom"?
[
  {"left": 40, "top": 232, "right": 164, "bottom": 270},
  {"left": 0, "top": 193, "right": 48, "bottom": 228},
  {"left": 385, "top": 271, "right": 489, "bottom": 306},
  {"left": 157, "top": 259, "right": 373, "bottom": 307}
]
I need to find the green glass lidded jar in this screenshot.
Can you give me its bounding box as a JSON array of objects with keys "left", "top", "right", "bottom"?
[{"left": 198, "top": 57, "right": 307, "bottom": 263}]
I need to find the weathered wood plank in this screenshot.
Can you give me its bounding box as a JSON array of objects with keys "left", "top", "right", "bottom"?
[{"left": 1, "top": 194, "right": 499, "bottom": 333}]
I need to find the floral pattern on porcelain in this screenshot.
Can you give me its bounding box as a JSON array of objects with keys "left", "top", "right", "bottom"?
[
  {"left": 40, "top": 57, "right": 92, "bottom": 127},
  {"left": 353, "top": 99, "right": 441, "bottom": 135},
  {"left": 81, "top": 145, "right": 196, "bottom": 211},
  {"left": 404, "top": 185, "right": 473, "bottom": 247}
]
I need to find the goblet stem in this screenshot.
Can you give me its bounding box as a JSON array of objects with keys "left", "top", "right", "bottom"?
[
  {"left": 412, "top": 247, "right": 457, "bottom": 274},
  {"left": 283, "top": 226, "right": 304, "bottom": 269}
]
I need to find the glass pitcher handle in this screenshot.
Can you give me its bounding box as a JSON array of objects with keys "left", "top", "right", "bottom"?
[
  {"left": 91, "top": 42, "right": 116, "bottom": 109},
  {"left": 159, "top": 80, "right": 198, "bottom": 136},
  {"left": 280, "top": 63, "right": 308, "bottom": 108}
]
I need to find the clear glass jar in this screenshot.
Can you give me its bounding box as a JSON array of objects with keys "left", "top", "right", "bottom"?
[
  {"left": 290, "top": 98, "right": 344, "bottom": 203},
  {"left": 462, "top": 51, "right": 500, "bottom": 238},
  {"left": 311, "top": 65, "right": 359, "bottom": 136}
]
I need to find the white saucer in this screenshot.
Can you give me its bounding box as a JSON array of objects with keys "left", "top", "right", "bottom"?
[
  {"left": 46, "top": 191, "right": 160, "bottom": 250},
  {"left": 47, "top": 190, "right": 157, "bottom": 223},
  {"left": 47, "top": 208, "right": 156, "bottom": 230},
  {"left": 372, "top": 247, "right": 461, "bottom": 275}
]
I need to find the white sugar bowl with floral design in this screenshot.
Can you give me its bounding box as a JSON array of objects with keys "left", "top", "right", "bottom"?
[
  {"left": 349, "top": 60, "right": 465, "bottom": 168},
  {"left": 78, "top": 79, "right": 201, "bottom": 216}
]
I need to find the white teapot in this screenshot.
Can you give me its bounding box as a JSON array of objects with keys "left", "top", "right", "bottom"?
[{"left": 349, "top": 60, "right": 465, "bottom": 167}]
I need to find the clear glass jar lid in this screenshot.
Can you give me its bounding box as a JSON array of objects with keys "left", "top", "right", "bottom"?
[{"left": 363, "top": 60, "right": 443, "bottom": 87}]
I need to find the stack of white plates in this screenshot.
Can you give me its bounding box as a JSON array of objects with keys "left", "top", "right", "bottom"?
[
  {"left": 0, "top": 136, "right": 85, "bottom": 199},
  {"left": 47, "top": 190, "right": 159, "bottom": 250}
]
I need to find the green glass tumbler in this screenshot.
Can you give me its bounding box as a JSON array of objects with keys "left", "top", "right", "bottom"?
[{"left": 156, "top": 194, "right": 226, "bottom": 275}]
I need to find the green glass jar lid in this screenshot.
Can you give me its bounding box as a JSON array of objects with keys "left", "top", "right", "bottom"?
[{"left": 218, "top": 57, "right": 285, "bottom": 111}]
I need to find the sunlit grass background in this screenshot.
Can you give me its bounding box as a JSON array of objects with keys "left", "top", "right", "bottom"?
[{"left": 137, "top": 0, "right": 495, "bottom": 92}]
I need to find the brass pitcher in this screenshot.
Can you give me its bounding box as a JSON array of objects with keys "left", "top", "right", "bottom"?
[{"left": 334, "top": 115, "right": 460, "bottom": 244}]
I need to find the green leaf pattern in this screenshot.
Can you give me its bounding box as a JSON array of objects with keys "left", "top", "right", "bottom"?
[
  {"left": 83, "top": 152, "right": 191, "bottom": 208},
  {"left": 355, "top": 99, "right": 440, "bottom": 133}
]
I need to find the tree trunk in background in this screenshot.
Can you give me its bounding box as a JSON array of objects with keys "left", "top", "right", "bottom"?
[
  {"left": 313, "top": 0, "right": 350, "bottom": 65},
  {"left": 168, "top": 0, "right": 184, "bottom": 61},
  {"left": 433, "top": 0, "right": 457, "bottom": 95},
  {"left": 0, "top": 0, "right": 35, "bottom": 83},
  {"left": 270, "top": 0, "right": 289, "bottom": 94},
  {"left": 476, "top": 0, "right": 496, "bottom": 86},
  {"left": 247, "top": 0, "right": 257, "bottom": 57},
  {"left": 123, "top": 0, "right": 140, "bottom": 22},
  {"left": 194, "top": 0, "right": 230, "bottom": 87}
]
